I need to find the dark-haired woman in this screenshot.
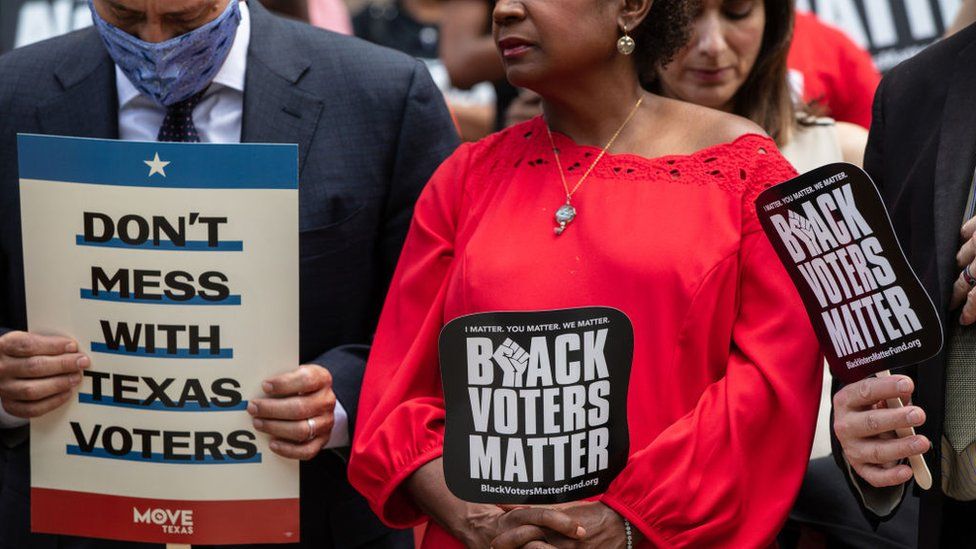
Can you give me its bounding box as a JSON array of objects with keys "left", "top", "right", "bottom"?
[
  {"left": 348, "top": 0, "right": 822, "bottom": 547},
  {"left": 654, "top": 0, "right": 867, "bottom": 461},
  {"left": 651, "top": 4, "right": 920, "bottom": 546},
  {"left": 653, "top": 0, "right": 867, "bottom": 175}
]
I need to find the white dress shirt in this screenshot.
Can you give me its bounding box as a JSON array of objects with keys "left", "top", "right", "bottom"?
[{"left": 2, "top": 1, "right": 350, "bottom": 448}]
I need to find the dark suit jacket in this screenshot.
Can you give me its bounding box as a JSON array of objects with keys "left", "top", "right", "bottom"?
[
  {"left": 0, "top": 2, "right": 460, "bottom": 548},
  {"left": 830, "top": 23, "right": 976, "bottom": 547}
]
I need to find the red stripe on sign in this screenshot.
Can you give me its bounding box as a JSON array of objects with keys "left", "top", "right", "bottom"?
[{"left": 31, "top": 488, "right": 300, "bottom": 544}]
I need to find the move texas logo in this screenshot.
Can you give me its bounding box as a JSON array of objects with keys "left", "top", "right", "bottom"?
[{"left": 133, "top": 507, "right": 193, "bottom": 535}]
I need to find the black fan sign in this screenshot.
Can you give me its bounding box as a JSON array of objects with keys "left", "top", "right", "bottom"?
[
  {"left": 755, "top": 163, "right": 942, "bottom": 383},
  {"left": 438, "top": 307, "right": 633, "bottom": 504}
]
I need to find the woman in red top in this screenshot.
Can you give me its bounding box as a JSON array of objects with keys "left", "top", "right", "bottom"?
[{"left": 348, "top": 0, "right": 822, "bottom": 547}]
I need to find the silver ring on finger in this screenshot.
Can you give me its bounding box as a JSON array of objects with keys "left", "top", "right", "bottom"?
[
  {"left": 306, "top": 417, "right": 316, "bottom": 441},
  {"left": 965, "top": 265, "right": 976, "bottom": 287}
]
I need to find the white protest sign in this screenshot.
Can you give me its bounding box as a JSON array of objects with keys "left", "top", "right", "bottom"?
[{"left": 18, "top": 134, "right": 300, "bottom": 544}]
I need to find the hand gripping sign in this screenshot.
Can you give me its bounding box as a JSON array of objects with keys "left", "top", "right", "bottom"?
[
  {"left": 438, "top": 307, "right": 633, "bottom": 504},
  {"left": 755, "top": 163, "right": 943, "bottom": 489}
]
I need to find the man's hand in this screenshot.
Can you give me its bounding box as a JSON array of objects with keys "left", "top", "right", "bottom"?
[
  {"left": 833, "top": 375, "right": 929, "bottom": 487},
  {"left": 248, "top": 364, "right": 335, "bottom": 460},
  {"left": 952, "top": 216, "right": 976, "bottom": 323},
  {"left": 0, "top": 331, "right": 89, "bottom": 418}
]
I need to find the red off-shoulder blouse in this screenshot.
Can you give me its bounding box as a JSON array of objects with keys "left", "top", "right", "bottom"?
[{"left": 349, "top": 117, "right": 822, "bottom": 548}]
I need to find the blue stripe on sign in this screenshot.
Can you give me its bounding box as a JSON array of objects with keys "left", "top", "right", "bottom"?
[
  {"left": 66, "top": 446, "right": 262, "bottom": 464},
  {"left": 75, "top": 236, "right": 244, "bottom": 252},
  {"left": 90, "top": 343, "right": 233, "bottom": 359},
  {"left": 78, "top": 393, "right": 248, "bottom": 411},
  {"left": 18, "top": 134, "right": 297, "bottom": 190},
  {"left": 79, "top": 290, "right": 241, "bottom": 306}
]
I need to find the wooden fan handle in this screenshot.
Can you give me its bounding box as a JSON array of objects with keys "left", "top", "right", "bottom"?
[{"left": 876, "top": 370, "right": 933, "bottom": 490}]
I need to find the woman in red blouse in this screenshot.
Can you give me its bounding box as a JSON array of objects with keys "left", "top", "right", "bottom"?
[{"left": 348, "top": 0, "right": 822, "bottom": 547}]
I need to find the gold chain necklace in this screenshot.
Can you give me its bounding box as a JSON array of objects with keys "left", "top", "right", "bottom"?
[{"left": 545, "top": 95, "right": 644, "bottom": 235}]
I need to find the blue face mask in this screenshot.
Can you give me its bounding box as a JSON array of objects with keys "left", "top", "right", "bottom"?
[{"left": 89, "top": 0, "right": 241, "bottom": 107}]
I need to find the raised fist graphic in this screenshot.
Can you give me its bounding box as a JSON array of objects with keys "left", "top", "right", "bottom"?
[{"left": 493, "top": 338, "right": 529, "bottom": 387}]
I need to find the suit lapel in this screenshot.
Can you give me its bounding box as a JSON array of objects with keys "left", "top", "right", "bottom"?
[
  {"left": 934, "top": 41, "right": 976, "bottom": 305},
  {"left": 241, "top": 1, "right": 323, "bottom": 174},
  {"left": 37, "top": 29, "right": 118, "bottom": 140}
]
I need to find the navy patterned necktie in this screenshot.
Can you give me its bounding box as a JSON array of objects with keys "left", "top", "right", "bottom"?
[{"left": 157, "top": 88, "right": 208, "bottom": 142}]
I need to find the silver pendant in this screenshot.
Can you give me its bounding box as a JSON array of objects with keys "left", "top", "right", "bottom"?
[{"left": 554, "top": 202, "right": 576, "bottom": 235}]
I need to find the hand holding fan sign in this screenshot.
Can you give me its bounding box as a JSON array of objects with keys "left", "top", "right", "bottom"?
[{"left": 755, "top": 163, "right": 944, "bottom": 490}]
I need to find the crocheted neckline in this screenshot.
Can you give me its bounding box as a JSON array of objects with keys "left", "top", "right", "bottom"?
[
  {"left": 528, "top": 116, "right": 771, "bottom": 166},
  {"left": 516, "top": 117, "right": 774, "bottom": 185}
]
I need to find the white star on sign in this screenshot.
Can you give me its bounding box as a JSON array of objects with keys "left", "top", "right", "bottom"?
[{"left": 144, "top": 153, "right": 170, "bottom": 177}]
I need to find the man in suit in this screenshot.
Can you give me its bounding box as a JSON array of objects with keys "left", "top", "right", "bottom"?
[
  {"left": 0, "top": 1, "right": 459, "bottom": 547},
  {"left": 831, "top": 22, "right": 976, "bottom": 546}
]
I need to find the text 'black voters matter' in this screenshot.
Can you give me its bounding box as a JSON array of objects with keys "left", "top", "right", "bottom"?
[
  {"left": 439, "top": 307, "right": 633, "bottom": 504},
  {"left": 755, "top": 163, "right": 942, "bottom": 383}
]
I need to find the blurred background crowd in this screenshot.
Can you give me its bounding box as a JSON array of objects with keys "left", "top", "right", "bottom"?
[{"left": 2, "top": 0, "right": 974, "bottom": 142}]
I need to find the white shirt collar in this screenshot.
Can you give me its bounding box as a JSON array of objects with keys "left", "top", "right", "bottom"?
[{"left": 116, "top": 0, "right": 251, "bottom": 109}]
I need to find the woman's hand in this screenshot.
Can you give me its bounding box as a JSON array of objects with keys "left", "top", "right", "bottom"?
[
  {"left": 404, "top": 459, "right": 586, "bottom": 547},
  {"left": 489, "top": 506, "right": 588, "bottom": 549},
  {"left": 492, "top": 502, "right": 637, "bottom": 549}
]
